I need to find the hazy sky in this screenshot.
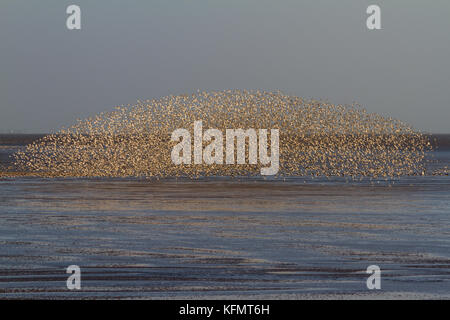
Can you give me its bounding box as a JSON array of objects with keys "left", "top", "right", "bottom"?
[{"left": 0, "top": 0, "right": 449, "bottom": 133}]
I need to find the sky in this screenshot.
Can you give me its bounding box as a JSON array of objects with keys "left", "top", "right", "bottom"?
[{"left": 0, "top": 0, "right": 449, "bottom": 133}]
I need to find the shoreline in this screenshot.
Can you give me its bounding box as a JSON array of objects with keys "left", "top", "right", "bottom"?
[{"left": 1, "top": 170, "right": 448, "bottom": 178}]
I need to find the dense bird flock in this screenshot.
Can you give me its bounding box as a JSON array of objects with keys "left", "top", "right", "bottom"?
[{"left": 14, "top": 90, "right": 433, "bottom": 178}]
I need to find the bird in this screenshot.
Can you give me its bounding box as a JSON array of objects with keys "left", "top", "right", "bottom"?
[{"left": 12, "top": 90, "right": 436, "bottom": 179}]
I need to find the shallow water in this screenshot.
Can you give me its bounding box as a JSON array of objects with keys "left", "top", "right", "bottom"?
[{"left": 0, "top": 137, "right": 449, "bottom": 299}]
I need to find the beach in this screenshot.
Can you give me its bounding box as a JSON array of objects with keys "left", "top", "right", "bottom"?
[{"left": 0, "top": 135, "right": 449, "bottom": 299}]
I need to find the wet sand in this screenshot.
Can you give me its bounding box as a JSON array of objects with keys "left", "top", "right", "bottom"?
[{"left": 0, "top": 177, "right": 449, "bottom": 299}]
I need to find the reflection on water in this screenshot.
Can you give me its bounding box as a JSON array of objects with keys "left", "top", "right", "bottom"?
[{"left": 0, "top": 176, "right": 449, "bottom": 299}]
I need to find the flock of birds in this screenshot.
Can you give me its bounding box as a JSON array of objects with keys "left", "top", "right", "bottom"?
[{"left": 13, "top": 90, "right": 437, "bottom": 178}]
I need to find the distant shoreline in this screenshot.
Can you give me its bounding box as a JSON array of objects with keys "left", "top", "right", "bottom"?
[{"left": 1, "top": 133, "right": 450, "bottom": 147}]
